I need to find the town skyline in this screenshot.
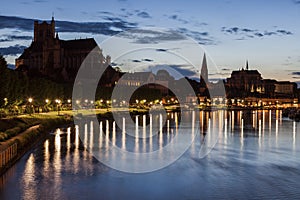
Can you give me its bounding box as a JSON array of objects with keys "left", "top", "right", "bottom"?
[{"left": 0, "top": 0, "right": 299, "bottom": 82}]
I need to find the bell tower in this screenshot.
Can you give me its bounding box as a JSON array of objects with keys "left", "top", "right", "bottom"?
[{"left": 34, "top": 16, "right": 55, "bottom": 42}]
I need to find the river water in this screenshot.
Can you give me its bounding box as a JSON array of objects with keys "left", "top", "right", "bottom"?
[{"left": 0, "top": 110, "right": 300, "bottom": 199}]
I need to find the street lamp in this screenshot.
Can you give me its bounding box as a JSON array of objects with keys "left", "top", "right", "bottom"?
[
  {"left": 55, "top": 99, "right": 61, "bottom": 115},
  {"left": 67, "top": 99, "right": 71, "bottom": 110},
  {"left": 44, "top": 99, "right": 50, "bottom": 113},
  {"left": 3, "top": 97, "right": 8, "bottom": 106},
  {"left": 28, "top": 98, "right": 33, "bottom": 115}
]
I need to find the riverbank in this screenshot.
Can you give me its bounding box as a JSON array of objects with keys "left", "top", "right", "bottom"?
[{"left": 0, "top": 114, "right": 73, "bottom": 175}]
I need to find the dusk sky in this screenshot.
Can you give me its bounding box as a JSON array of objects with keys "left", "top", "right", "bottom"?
[{"left": 0, "top": 0, "right": 300, "bottom": 81}]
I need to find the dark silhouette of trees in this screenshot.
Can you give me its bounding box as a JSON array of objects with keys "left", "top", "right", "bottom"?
[{"left": 0, "top": 55, "right": 65, "bottom": 112}]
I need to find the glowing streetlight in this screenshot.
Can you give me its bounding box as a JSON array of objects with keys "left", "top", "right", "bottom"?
[
  {"left": 28, "top": 98, "right": 33, "bottom": 115},
  {"left": 45, "top": 99, "right": 49, "bottom": 103},
  {"left": 55, "top": 99, "right": 61, "bottom": 115}
]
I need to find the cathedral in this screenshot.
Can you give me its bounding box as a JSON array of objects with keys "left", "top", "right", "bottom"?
[{"left": 15, "top": 17, "right": 112, "bottom": 82}]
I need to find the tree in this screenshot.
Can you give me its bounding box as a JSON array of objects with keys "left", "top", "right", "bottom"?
[{"left": 0, "top": 55, "right": 9, "bottom": 107}]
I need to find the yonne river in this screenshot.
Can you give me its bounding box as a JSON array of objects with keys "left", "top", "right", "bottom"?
[{"left": 0, "top": 110, "right": 300, "bottom": 199}]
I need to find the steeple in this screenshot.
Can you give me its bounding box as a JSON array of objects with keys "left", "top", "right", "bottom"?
[
  {"left": 246, "top": 60, "right": 249, "bottom": 70},
  {"left": 200, "top": 53, "right": 208, "bottom": 84}
]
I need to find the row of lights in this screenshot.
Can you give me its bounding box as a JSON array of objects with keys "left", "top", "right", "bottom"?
[
  {"left": 24, "top": 98, "right": 180, "bottom": 106},
  {"left": 27, "top": 98, "right": 71, "bottom": 104}
]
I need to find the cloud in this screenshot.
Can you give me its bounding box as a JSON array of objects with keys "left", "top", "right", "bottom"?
[
  {"left": 276, "top": 30, "right": 292, "bottom": 35},
  {"left": 137, "top": 11, "right": 151, "bottom": 18},
  {"left": 221, "top": 26, "right": 293, "bottom": 39},
  {"left": 118, "top": 29, "right": 187, "bottom": 44},
  {"left": 167, "top": 14, "right": 207, "bottom": 27},
  {"left": 156, "top": 48, "right": 168, "bottom": 52},
  {"left": 142, "top": 58, "right": 153, "bottom": 62},
  {"left": 168, "top": 14, "right": 188, "bottom": 24},
  {"left": 0, "top": 45, "right": 27, "bottom": 56},
  {"left": 0, "top": 16, "right": 34, "bottom": 31},
  {"left": 169, "top": 15, "right": 178, "bottom": 20},
  {"left": 33, "top": 0, "right": 47, "bottom": 3},
  {"left": 293, "top": 0, "right": 300, "bottom": 4},
  {"left": 221, "top": 68, "right": 231, "bottom": 71},
  {"left": 111, "top": 62, "right": 118, "bottom": 66},
  {"left": 177, "top": 28, "right": 217, "bottom": 45},
  {"left": 254, "top": 32, "right": 264, "bottom": 37},
  {"left": 291, "top": 72, "right": 300, "bottom": 76},
  {"left": 149, "top": 64, "right": 197, "bottom": 79},
  {"left": 263, "top": 31, "right": 277, "bottom": 36},
  {"left": 0, "top": 35, "right": 32, "bottom": 42},
  {"left": 131, "top": 58, "right": 153, "bottom": 63},
  {"left": 0, "top": 15, "right": 137, "bottom": 36},
  {"left": 56, "top": 7, "right": 64, "bottom": 11}
]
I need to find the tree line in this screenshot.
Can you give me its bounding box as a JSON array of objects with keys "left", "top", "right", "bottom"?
[{"left": 0, "top": 55, "right": 69, "bottom": 114}]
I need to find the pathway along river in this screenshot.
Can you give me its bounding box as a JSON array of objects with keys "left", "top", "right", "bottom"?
[{"left": 0, "top": 110, "right": 300, "bottom": 199}]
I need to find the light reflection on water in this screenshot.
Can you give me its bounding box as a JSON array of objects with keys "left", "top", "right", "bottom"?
[{"left": 0, "top": 110, "right": 300, "bottom": 199}]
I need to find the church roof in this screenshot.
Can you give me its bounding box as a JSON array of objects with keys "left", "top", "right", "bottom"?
[
  {"left": 61, "top": 38, "right": 97, "bottom": 50},
  {"left": 231, "top": 69, "right": 261, "bottom": 75},
  {"left": 18, "top": 42, "right": 43, "bottom": 59}
]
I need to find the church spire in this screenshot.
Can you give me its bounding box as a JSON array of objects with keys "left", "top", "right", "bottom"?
[{"left": 200, "top": 53, "right": 208, "bottom": 84}]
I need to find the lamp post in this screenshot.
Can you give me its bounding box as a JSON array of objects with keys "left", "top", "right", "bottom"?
[
  {"left": 28, "top": 98, "right": 33, "bottom": 115},
  {"left": 55, "top": 99, "right": 61, "bottom": 115},
  {"left": 45, "top": 99, "right": 49, "bottom": 113},
  {"left": 67, "top": 99, "right": 71, "bottom": 110}
]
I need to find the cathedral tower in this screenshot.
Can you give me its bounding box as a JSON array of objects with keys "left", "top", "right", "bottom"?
[{"left": 34, "top": 16, "right": 55, "bottom": 42}]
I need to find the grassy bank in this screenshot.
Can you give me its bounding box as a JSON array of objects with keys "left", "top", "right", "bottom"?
[
  {"left": 0, "top": 114, "right": 72, "bottom": 143},
  {"left": 0, "top": 114, "right": 73, "bottom": 175}
]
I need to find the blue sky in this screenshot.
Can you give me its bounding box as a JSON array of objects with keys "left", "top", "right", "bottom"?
[{"left": 0, "top": 0, "right": 300, "bottom": 81}]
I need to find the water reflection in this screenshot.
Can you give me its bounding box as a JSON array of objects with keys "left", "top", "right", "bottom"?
[
  {"left": 22, "top": 154, "right": 37, "bottom": 200},
  {"left": 53, "top": 129, "right": 62, "bottom": 198},
  {"left": 1, "top": 110, "right": 300, "bottom": 199},
  {"left": 17, "top": 111, "right": 300, "bottom": 162}
]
